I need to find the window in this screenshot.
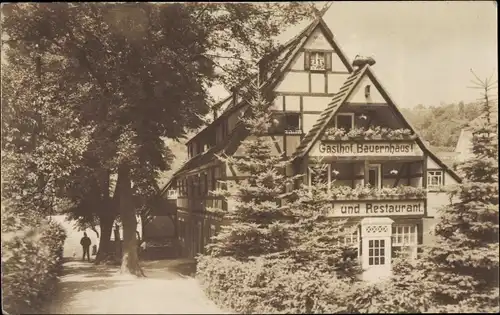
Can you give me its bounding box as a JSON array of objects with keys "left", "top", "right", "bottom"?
[
  {"left": 285, "top": 113, "right": 301, "bottom": 133},
  {"left": 365, "top": 85, "right": 371, "bottom": 98},
  {"left": 270, "top": 113, "right": 302, "bottom": 134},
  {"left": 392, "top": 225, "right": 418, "bottom": 261},
  {"left": 427, "top": 171, "right": 443, "bottom": 190},
  {"left": 167, "top": 190, "right": 177, "bottom": 199},
  {"left": 335, "top": 113, "right": 354, "bottom": 132},
  {"left": 336, "top": 225, "right": 360, "bottom": 257},
  {"left": 310, "top": 52, "right": 326, "bottom": 71},
  {"left": 368, "top": 239, "right": 386, "bottom": 266},
  {"left": 368, "top": 164, "right": 381, "bottom": 189}
]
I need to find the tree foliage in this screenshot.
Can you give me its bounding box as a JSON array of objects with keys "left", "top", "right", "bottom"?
[
  {"left": 205, "top": 84, "right": 299, "bottom": 259},
  {"left": 401, "top": 101, "right": 483, "bottom": 149},
  {"left": 383, "top": 74, "right": 499, "bottom": 313},
  {"left": 2, "top": 2, "right": 315, "bottom": 274}
]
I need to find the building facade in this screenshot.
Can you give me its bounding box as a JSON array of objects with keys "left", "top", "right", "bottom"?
[{"left": 162, "top": 16, "right": 461, "bottom": 281}]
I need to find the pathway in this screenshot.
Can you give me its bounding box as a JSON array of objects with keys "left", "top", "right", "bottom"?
[{"left": 46, "top": 259, "right": 227, "bottom": 314}]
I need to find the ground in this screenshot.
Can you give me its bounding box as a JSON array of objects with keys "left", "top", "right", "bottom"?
[{"left": 46, "top": 259, "right": 227, "bottom": 314}]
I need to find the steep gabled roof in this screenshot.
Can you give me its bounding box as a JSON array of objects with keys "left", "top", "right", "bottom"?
[
  {"left": 366, "top": 68, "right": 462, "bottom": 183},
  {"left": 160, "top": 14, "right": 358, "bottom": 191},
  {"left": 293, "top": 65, "right": 462, "bottom": 183},
  {"left": 190, "top": 14, "right": 353, "bottom": 145}
]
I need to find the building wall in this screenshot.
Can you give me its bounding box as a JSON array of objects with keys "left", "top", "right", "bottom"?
[
  {"left": 346, "top": 75, "right": 385, "bottom": 104},
  {"left": 172, "top": 22, "right": 463, "bottom": 266},
  {"left": 143, "top": 216, "right": 176, "bottom": 240},
  {"left": 275, "top": 27, "right": 350, "bottom": 96}
]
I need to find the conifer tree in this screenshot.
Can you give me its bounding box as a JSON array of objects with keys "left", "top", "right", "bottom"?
[
  {"left": 384, "top": 72, "right": 499, "bottom": 313},
  {"left": 284, "top": 161, "right": 362, "bottom": 281},
  {"left": 205, "top": 84, "right": 298, "bottom": 260}
]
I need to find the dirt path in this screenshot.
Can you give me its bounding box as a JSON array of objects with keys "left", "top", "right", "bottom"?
[{"left": 46, "top": 259, "right": 227, "bottom": 314}]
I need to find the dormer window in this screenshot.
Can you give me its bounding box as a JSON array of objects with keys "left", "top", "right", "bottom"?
[{"left": 310, "top": 52, "right": 325, "bottom": 71}]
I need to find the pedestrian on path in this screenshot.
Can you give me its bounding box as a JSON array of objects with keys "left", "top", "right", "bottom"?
[{"left": 80, "top": 232, "right": 92, "bottom": 262}]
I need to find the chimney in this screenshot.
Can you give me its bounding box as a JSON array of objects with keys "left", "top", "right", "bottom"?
[
  {"left": 213, "top": 107, "right": 218, "bottom": 120},
  {"left": 352, "top": 55, "right": 376, "bottom": 69}
]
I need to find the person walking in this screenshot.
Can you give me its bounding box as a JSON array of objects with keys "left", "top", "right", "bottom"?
[{"left": 80, "top": 232, "right": 92, "bottom": 262}]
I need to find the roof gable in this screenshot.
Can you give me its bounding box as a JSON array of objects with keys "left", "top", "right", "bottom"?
[
  {"left": 188, "top": 15, "right": 353, "bottom": 146},
  {"left": 293, "top": 65, "right": 462, "bottom": 183},
  {"left": 293, "top": 65, "right": 368, "bottom": 157},
  {"left": 268, "top": 19, "right": 353, "bottom": 91}
]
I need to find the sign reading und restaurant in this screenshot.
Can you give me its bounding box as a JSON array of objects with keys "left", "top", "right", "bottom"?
[
  {"left": 312, "top": 141, "right": 423, "bottom": 156},
  {"left": 329, "top": 200, "right": 425, "bottom": 217}
]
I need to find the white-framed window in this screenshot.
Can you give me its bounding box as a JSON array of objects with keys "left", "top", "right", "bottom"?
[
  {"left": 368, "top": 239, "right": 387, "bottom": 266},
  {"left": 391, "top": 224, "right": 418, "bottom": 261},
  {"left": 427, "top": 170, "right": 444, "bottom": 190},
  {"left": 310, "top": 51, "right": 326, "bottom": 71},
  {"left": 335, "top": 113, "right": 355, "bottom": 132},
  {"left": 167, "top": 189, "right": 178, "bottom": 199}
]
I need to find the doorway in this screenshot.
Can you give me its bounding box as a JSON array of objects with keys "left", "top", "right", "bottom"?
[
  {"left": 368, "top": 164, "right": 381, "bottom": 188},
  {"left": 360, "top": 217, "right": 394, "bottom": 282}
]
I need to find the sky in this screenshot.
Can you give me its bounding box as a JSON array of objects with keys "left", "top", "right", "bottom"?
[{"left": 209, "top": 1, "right": 498, "bottom": 109}]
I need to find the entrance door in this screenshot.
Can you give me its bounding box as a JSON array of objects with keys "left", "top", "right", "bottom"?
[
  {"left": 362, "top": 237, "right": 392, "bottom": 282},
  {"left": 360, "top": 217, "right": 393, "bottom": 282}
]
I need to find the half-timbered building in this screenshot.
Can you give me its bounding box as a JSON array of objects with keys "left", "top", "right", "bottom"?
[{"left": 161, "top": 15, "right": 461, "bottom": 281}]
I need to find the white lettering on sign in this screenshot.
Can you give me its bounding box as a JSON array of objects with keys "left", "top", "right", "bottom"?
[
  {"left": 330, "top": 200, "right": 425, "bottom": 217},
  {"left": 313, "top": 141, "right": 423, "bottom": 156}
]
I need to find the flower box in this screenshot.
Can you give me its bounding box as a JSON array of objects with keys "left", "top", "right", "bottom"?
[
  {"left": 323, "top": 126, "right": 417, "bottom": 141},
  {"left": 327, "top": 184, "right": 426, "bottom": 201}
]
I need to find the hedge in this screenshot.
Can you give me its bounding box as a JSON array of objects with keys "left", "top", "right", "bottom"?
[
  {"left": 196, "top": 255, "right": 401, "bottom": 314},
  {"left": 2, "top": 219, "right": 67, "bottom": 315}
]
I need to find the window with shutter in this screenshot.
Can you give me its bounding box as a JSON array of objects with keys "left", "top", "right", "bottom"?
[
  {"left": 304, "top": 51, "right": 311, "bottom": 70},
  {"left": 326, "top": 52, "right": 332, "bottom": 70}
]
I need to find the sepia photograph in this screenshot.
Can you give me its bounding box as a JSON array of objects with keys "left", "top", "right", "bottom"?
[{"left": 1, "top": 1, "right": 498, "bottom": 314}]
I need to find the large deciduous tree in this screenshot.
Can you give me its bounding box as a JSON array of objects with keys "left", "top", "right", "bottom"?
[{"left": 2, "top": 2, "right": 314, "bottom": 275}]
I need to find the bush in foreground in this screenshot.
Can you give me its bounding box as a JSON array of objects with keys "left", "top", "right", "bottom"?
[
  {"left": 197, "top": 255, "right": 390, "bottom": 314},
  {"left": 2, "top": 215, "right": 67, "bottom": 314}
]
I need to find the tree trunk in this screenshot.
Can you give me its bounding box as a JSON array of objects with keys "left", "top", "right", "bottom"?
[
  {"left": 117, "top": 165, "right": 145, "bottom": 277},
  {"left": 94, "top": 213, "right": 115, "bottom": 264}
]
